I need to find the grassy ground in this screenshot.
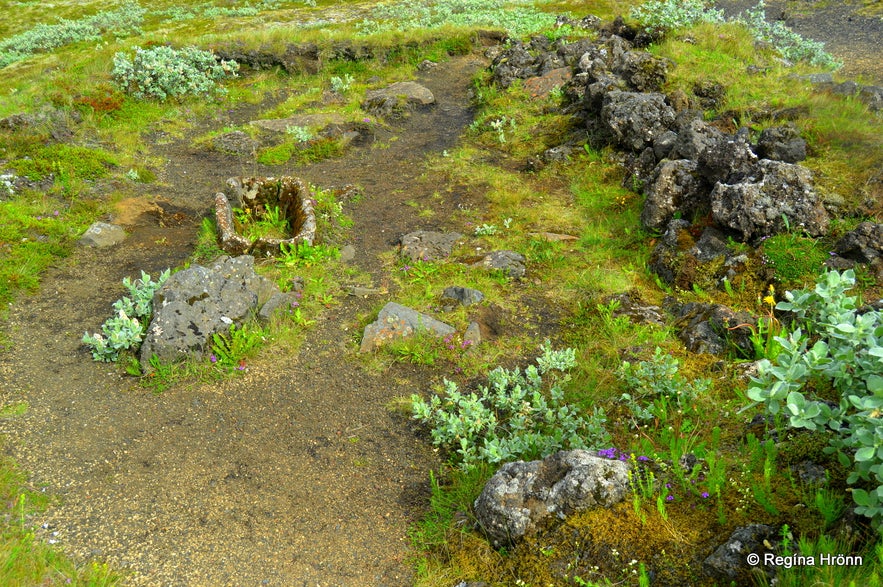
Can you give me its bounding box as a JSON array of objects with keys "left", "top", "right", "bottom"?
[{"left": 1, "top": 1, "right": 881, "bottom": 585}]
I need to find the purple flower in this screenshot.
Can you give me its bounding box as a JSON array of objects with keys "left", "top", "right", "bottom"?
[
  {"left": 701, "top": 491, "right": 710, "bottom": 499},
  {"left": 665, "top": 483, "right": 672, "bottom": 489},
  {"left": 666, "top": 495, "right": 674, "bottom": 502},
  {"left": 363, "top": 117, "right": 371, "bottom": 123},
  {"left": 637, "top": 455, "right": 649, "bottom": 462},
  {"left": 210, "top": 354, "right": 217, "bottom": 363},
  {"left": 53, "top": 210, "right": 59, "bottom": 217},
  {"left": 236, "top": 365, "right": 246, "bottom": 371},
  {"left": 400, "top": 265, "right": 411, "bottom": 272},
  {"left": 596, "top": 448, "right": 617, "bottom": 459}
]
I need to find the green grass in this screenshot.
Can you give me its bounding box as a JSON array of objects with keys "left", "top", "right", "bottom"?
[{"left": 2, "top": 1, "right": 883, "bottom": 585}]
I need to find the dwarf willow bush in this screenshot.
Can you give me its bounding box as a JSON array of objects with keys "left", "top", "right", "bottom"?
[
  {"left": 82, "top": 269, "right": 169, "bottom": 362},
  {"left": 358, "top": 0, "right": 558, "bottom": 37},
  {"left": 619, "top": 347, "right": 711, "bottom": 421},
  {"left": 0, "top": 2, "right": 145, "bottom": 68},
  {"left": 745, "top": 269, "right": 883, "bottom": 529},
  {"left": 629, "top": 0, "right": 724, "bottom": 32},
  {"left": 737, "top": 1, "right": 841, "bottom": 69},
  {"left": 412, "top": 342, "right": 610, "bottom": 471},
  {"left": 111, "top": 46, "right": 239, "bottom": 101}
]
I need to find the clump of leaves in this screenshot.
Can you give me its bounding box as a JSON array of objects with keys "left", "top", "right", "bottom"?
[
  {"left": 412, "top": 342, "right": 611, "bottom": 470},
  {"left": 745, "top": 269, "right": 883, "bottom": 529},
  {"left": 618, "top": 347, "right": 711, "bottom": 422},
  {"left": 82, "top": 269, "right": 169, "bottom": 362},
  {"left": 111, "top": 45, "right": 239, "bottom": 101}
]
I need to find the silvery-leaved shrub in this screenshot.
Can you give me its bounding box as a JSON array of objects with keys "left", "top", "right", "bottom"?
[
  {"left": 111, "top": 46, "right": 239, "bottom": 101},
  {"left": 0, "top": 2, "right": 145, "bottom": 69},
  {"left": 629, "top": 0, "right": 724, "bottom": 32},
  {"left": 83, "top": 269, "right": 169, "bottom": 362},
  {"left": 411, "top": 342, "right": 610, "bottom": 471},
  {"left": 737, "top": 1, "right": 841, "bottom": 69},
  {"left": 745, "top": 269, "right": 883, "bottom": 529}
]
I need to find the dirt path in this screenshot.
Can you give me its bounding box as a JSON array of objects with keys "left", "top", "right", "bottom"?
[{"left": 0, "top": 56, "right": 483, "bottom": 586}]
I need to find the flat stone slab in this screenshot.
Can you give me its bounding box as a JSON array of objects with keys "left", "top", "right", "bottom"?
[
  {"left": 250, "top": 113, "right": 346, "bottom": 134},
  {"left": 78, "top": 222, "right": 126, "bottom": 248},
  {"left": 360, "top": 302, "right": 454, "bottom": 353}
]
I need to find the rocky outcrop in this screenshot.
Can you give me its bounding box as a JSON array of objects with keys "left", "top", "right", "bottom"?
[
  {"left": 140, "top": 256, "right": 279, "bottom": 369},
  {"left": 473, "top": 450, "right": 631, "bottom": 547},
  {"left": 710, "top": 159, "right": 829, "bottom": 241}
]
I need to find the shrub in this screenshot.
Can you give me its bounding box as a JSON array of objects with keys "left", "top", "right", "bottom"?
[
  {"left": 745, "top": 269, "right": 883, "bottom": 529},
  {"left": 82, "top": 269, "right": 169, "bottom": 362},
  {"left": 736, "top": 1, "right": 841, "bottom": 69},
  {"left": 0, "top": 3, "right": 145, "bottom": 68},
  {"left": 629, "top": 0, "right": 724, "bottom": 32},
  {"left": 618, "top": 347, "right": 711, "bottom": 421},
  {"left": 111, "top": 46, "right": 239, "bottom": 101},
  {"left": 411, "top": 342, "right": 611, "bottom": 471}
]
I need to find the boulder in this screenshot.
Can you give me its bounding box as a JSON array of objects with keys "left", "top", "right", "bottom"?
[
  {"left": 641, "top": 159, "right": 709, "bottom": 232},
  {"left": 362, "top": 81, "right": 435, "bottom": 118},
  {"left": 78, "top": 222, "right": 126, "bottom": 248},
  {"left": 442, "top": 286, "right": 485, "bottom": 307},
  {"left": 672, "top": 301, "right": 756, "bottom": 357},
  {"left": 213, "top": 131, "right": 259, "bottom": 155},
  {"left": 139, "top": 256, "right": 278, "bottom": 369},
  {"left": 398, "top": 231, "right": 462, "bottom": 261},
  {"left": 471, "top": 250, "right": 526, "bottom": 279},
  {"left": 829, "top": 222, "right": 883, "bottom": 278},
  {"left": 754, "top": 124, "right": 807, "bottom": 163},
  {"left": 703, "top": 524, "right": 778, "bottom": 584},
  {"left": 613, "top": 51, "right": 670, "bottom": 92},
  {"left": 473, "top": 450, "right": 631, "bottom": 547},
  {"left": 696, "top": 128, "right": 757, "bottom": 184},
  {"left": 359, "top": 302, "right": 455, "bottom": 353},
  {"left": 711, "top": 159, "right": 829, "bottom": 241},
  {"left": 601, "top": 91, "right": 675, "bottom": 151}
]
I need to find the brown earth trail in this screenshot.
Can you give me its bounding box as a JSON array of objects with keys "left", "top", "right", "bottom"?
[{"left": 0, "top": 56, "right": 483, "bottom": 586}]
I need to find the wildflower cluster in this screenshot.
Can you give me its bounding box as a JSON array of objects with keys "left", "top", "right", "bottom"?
[
  {"left": 82, "top": 269, "right": 169, "bottom": 362},
  {"left": 111, "top": 46, "right": 239, "bottom": 101},
  {"left": 411, "top": 342, "right": 610, "bottom": 470}
]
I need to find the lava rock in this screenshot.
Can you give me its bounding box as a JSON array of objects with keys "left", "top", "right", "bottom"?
[{"left": 474, "top": 450, "right": 631, "bottom": 547}]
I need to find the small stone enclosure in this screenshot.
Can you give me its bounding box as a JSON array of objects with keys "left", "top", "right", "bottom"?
[{"left": 215, "top": 176, "right": 316, "bottom": 256}]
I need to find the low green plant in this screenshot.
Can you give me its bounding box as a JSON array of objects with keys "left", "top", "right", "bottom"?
[
  {"left": 411, "top": 342, "right": 611, "bottom": 471},
  {"left": 234, "top": 205, "right": 290, "bottom": 240},
  {"left": 193, "top": 217, "right": 225, "bottom": 263},
  {"left": 761, "top": 231, "right": 830, "bottom": 287},
  {"left": 745, "top": 269, "right": 883, "bottom": 529},
  {"left": 329, "top": 74, "right": 354, "bottom": 94},
  {"left": 618, "top": 347, "right": 711, "bottom": 422},
  {"left": 285, "top": 125, "right": 314, "bottom": 142},
  {"left": 278, "top": 242, "right": 340, "bottom": 268},
  {"left": 210, "top": 323, "right": 265, "bottom": 370},
  {"left": 82, "top": 269, "right": 169, "bottom": 362},
  {"left": 111, "top": 45, "right": 239, "bottom": 101}
]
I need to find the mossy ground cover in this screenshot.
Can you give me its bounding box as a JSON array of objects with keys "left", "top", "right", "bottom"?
[{"left": 1, "top": 0, "right": 882, "bottom": 585}]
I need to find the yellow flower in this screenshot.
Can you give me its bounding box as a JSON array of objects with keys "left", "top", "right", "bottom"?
[{"left": 763, "top": 295, "right": 775, "bottom": 307}]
